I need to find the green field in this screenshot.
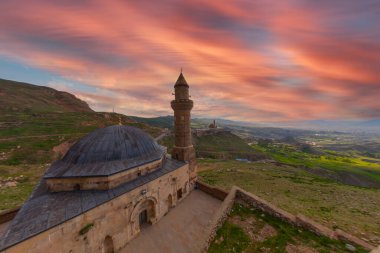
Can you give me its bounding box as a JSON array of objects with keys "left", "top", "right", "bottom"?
[
  {"left": 251, "top": 142, "right": 380, "bottom": 187},
  {"left": 198, "top": 159, "right": 380, "bottom": 246},
  {"left": 209, "top": 203, "right": 368, "bottom": 253}
]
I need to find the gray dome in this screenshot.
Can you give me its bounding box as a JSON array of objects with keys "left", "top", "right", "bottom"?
[{"left": 62, "top": 125, "right": 163, "bottom": 164}]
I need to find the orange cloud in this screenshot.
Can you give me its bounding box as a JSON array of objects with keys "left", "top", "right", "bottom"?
[{"left": 0, "top": 0, "right": 379, "bottom": 121}]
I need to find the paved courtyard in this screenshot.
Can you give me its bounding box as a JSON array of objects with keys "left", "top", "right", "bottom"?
[{"left": 121, "top": 189, "right": 221, "bottom": 253}]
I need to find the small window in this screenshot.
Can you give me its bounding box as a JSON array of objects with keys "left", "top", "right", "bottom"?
[
  {"left": 177, "top": 188, "right": 183, "bottom": 199},
  {"left": 137, "top": 171, "right": 142, "bottom": 176}
]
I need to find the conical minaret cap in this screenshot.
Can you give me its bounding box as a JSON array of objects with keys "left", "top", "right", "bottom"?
[{"left": 174, "top": 73, "right": 189, "bottom": 87}]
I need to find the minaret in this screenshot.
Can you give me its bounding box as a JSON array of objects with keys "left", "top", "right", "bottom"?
[{"left": 171, "top": 72, "right": 197, "bottom": 184}]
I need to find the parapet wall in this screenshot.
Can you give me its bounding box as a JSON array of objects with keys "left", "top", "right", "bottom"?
[
  {"left": 196, "top": 182, "right": 236, "bottom": 251},
  {"left": 235, "top": 188, "right": 297, "bottom": 226},
  {"left": 0, "top": 207, "right": 20, "bottom": 224},
  {"left": 196, "top": 182, "right": 228, "bottom": 201},
  {"left": 196, "top": 182, "right": 376, "bottom": 252}
]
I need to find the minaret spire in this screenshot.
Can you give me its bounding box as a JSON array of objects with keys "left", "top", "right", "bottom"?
[{"left": 171, "top": 71, "right": 197, "bottom": 186}]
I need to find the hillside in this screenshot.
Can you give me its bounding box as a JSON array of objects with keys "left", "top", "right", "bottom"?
[
  {"left": 129, "top": 115, "right": 174, "bottom": 129},
  {"left": 129, "top": 115, "right": 211, "bottom": 129},
  {"left": 0, "top": 79, "right": 162, "bottom": 211},
  {"left": 159, "top": 130, "right": 267, "bottom": 160},
  {"left": 0, "top": 78, "right": 93, "bottom": 113}
]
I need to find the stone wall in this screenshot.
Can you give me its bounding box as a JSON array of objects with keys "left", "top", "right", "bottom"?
[
  {"left": 196, "top": 182, "right": 228, "bottom": 201},
  {"left": 200, "top": 186, "right": 237, "bottom": 253},
  {"left": 197, "top": 182, "right": 376, "bottom": 252},
  {"left": 3, "top": 164, "right": 190, "bottom": 253},
  {"left": 235, "top": 188, "right": 374, "bottom": 250},
  {"left": 235, "top": 188, "right": 297, "bottom": 225},
  {"left": 0, "top": 207, "right": 20, "bottom": 224}
]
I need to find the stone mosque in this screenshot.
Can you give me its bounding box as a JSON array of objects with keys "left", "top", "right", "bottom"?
[{"left": 0, "top": 73, "right": 197, "bottom": 253}]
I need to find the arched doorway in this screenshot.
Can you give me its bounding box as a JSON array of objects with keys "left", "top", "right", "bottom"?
[
  {"left": 103, "top": 235, "right": 114, "bottom": 253},
  {"left": 139, "top": 209, "right": 148, "bottom": 227},
  {"left": 167, "top": 194, "right": 173, "bottom": 210},
  {"left": 130, "top": 198, "right": 157, "bottom": 234}
]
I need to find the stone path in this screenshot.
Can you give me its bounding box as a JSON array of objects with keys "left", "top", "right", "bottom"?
[{"left": 121, "top": 189, "right": 221, "bottom": 253}]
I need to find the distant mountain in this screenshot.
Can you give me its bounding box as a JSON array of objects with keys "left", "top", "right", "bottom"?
[
  {"left": 275, "top": 120, "right": 380, "bottom": 134},
  {"left": 128, "top": 116, "right": 266, "bottom": 130},
  {"left": 193, "top": 117, "right": 265, "bottom": 128},
  {"left": 0, "top": 78, "right": 93, "bottom": 113},
  {"left": 129, "top": 115, "right": 174, "bottom": 129}
]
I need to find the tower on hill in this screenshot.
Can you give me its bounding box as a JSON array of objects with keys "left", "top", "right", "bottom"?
[{"left": 171, "top": 72, "right": 197, "bottom": 184}]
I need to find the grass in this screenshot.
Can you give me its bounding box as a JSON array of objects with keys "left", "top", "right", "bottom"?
[
  {"left": 251, "top": 143, "right": 380, "bottom": 184},
  {"left": 209, "top": 203, "right": 369, "bottom": 253},
  {"left": 198, "top": 159, "right": 380, "bottom": 245},
  {"left": 79, "top": 223, "right": 94, "bottom": 235},
  {"left": 0, "top": 164, "right": 48, "bottom": 210},
  {"left": 209, "top": 221, "right": 251, "bottom": 253}
]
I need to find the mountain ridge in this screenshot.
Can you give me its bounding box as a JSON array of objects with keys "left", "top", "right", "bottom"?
[{"left": 0, "top": 78, "right": 93, "bottom": 113}]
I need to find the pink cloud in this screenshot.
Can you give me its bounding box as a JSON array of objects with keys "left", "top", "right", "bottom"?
[{"left": 0, "top": 0, "right": 379, "bottom": 121}]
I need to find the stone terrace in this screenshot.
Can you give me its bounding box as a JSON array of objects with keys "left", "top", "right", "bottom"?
[{"left": 121, "top": 189, "right": 221, "bottom": 253}]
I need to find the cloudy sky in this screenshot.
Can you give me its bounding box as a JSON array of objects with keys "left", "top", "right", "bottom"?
[{"left": 0, "top": 0, "right": 379, "bottom": 122}]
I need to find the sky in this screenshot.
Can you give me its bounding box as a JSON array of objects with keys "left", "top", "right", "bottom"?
[{"left": 0, "top": 0, "right": 379, "bottom": 122}]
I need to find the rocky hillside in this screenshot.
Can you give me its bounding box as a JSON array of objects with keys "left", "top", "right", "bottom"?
[{"left": 0, "top": 78, "right": 93, "bottom": 113}]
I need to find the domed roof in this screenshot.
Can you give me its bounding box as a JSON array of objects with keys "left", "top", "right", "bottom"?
[
  {"left": 44, "top": 125, "right": 165, "bottom": 178},
  {"left": 62, "top": 125, "right": 162, "bottom": 164}
]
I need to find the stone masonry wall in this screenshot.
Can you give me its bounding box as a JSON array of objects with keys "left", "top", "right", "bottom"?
[
  {"left": 196, "top": 182, "right": 228, "bottom": 201},
  {"left": 196, "top": 184, "right": 236, "bottom": 253},
  {"left": 0, "top": 207, "right": 20, "bottom": 224},
  {"left": 197, "top": 182, "right": 376, "bottom": 252},
  {"left": 3, "top": 164, "right": 190, "bottom": 253}
]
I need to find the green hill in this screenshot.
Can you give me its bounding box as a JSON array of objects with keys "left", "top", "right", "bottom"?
[
  {"left": 129, "top": 115, "right": 174, "bottom": 129},
  {"left": 159, "top": 130, "right": 267, "bottom": 160},
  {"left": 128, "top": 115, "right": 211, "bottom": 129},
  {"left": 0, "top": 78, "right": 93, "bottom": 113}
]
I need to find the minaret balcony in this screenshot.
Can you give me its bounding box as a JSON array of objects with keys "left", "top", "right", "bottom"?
[{"left": 171, "top": 99, "right": 193, "bottom": 110}]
